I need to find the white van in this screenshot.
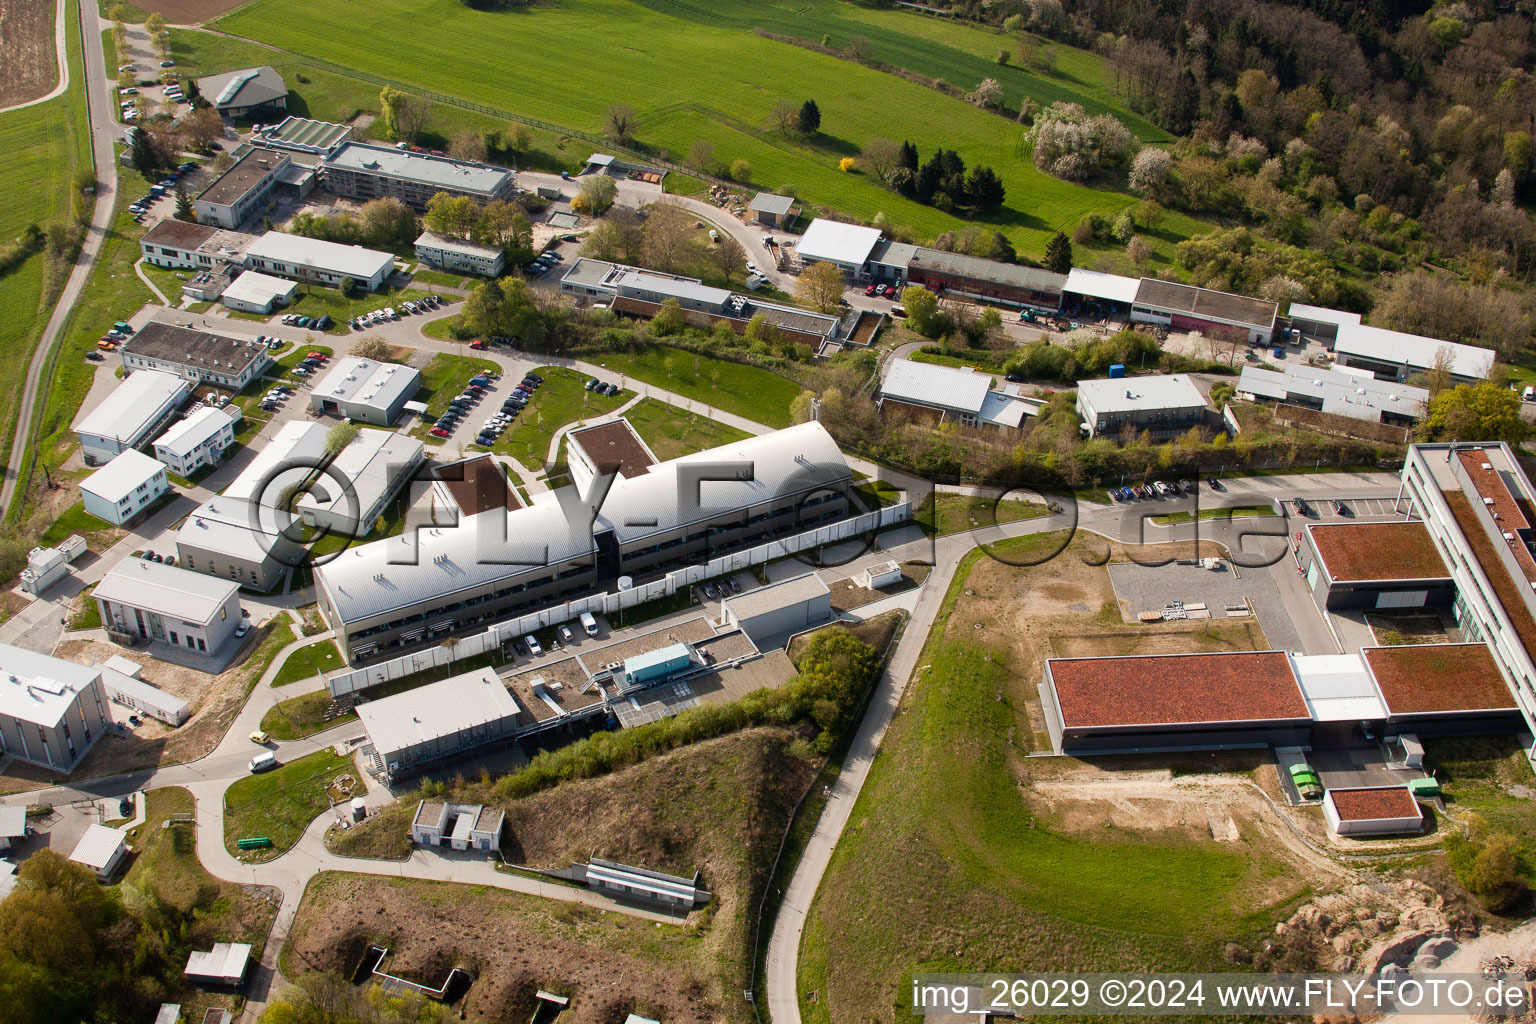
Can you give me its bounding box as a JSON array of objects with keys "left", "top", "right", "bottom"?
[
  {"left": 1524, "top": 386, "right": 1534, "bottom": 402},
  {"left": 580, "top": 611, "right": 599, "bottom": 636},
  {"left": 249, "top": 751, "right": 277, "bottom": 773}
]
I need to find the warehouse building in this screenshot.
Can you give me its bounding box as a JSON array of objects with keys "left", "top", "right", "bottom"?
[
  {"left": 877, "top": 357, "right": 1039, "bottom": 431},
  {"left": 193, "top": 149, "right": 289, "bottom": 229},
  {"left": 1297, "top": 521, "right": 1454, "bottom": 611},
  {"left": 1361, "top": 643, "right": 1521, "bottom": 736},
  {"left": 138, "top": 220, "right": 254, "bottom": 272},
  {"left": 98, "top": 657, "right": 191, "bottom": 726},
  {"left": 295, "top": 428, "right": 424, "bottom": 536},
  {"left": 322, "top": 141, "right": 518, "bottom": 209},
  {"left": 177, "top": 421, "right": 330, "bottom": 592},
  {"left": 1061, "top": 268, "right": 1141, "bottom": 317},
  {"left": 410, "top": 801, "right": 503, "bottom": 852},
  {"left": 307, "top": 356, "right": 422, "bottom": 425},
  {"left": 1131, "top": 279, "right": 1278, "bottom": 344},
  {"left": 95, "top": 557, "right": 243, "bottom": 657},
  {"left": 252, "top": 116, "right": 352, "bottom": 158},
  {"left": 196, "top": 65, "right": 287, "bottom": 119},
  {"left": 244, "top": 232, "right": 394, "bottom": 293},
  {"left": 1236, "top": 363, "right": 1428, "bottom": 426},
  {"left": 1286, "top": 303, "right": 1361, "bottom": 343},
  {"left": 315, "top": 421, "right": 854, "bottom": 662},
  {"left": 794, "top": 218, "right": 884, "bottom": 280},
  {"left": 1332, "top": 322, "right": 1495, "bottom": 384},
  {"left": 357, "top": 668, "right": 521, "bottom": 778},
  {"left": 1323, "top": 786, "right": 1423, "bottom": 837},
  {"left": 1075, "top": 374, "right": 1210, "bottom": 439},
  {"left": 414, "top": 231, "right": 505, "bottom": 277},
  {"left": 154, "top": 406, "right": 240, "bottom": 478},
  {"left": 74, "top": 369, "right": 190, "bottom": 466},
  {"left": 121, "top": 322, "right": 273, "bottom": 391},
  {"left": 903, "top": 247, "right": 1065, "bottom": 310},
  {"left": 220, "top": 270, "right": 296, "bottom": 314},
  {"left": 80, "top": 449, "right": 170, "bottom": 525},
  {"left": 69, "top": 824, "right": 127, "bottom": 881},
  {"left": 0, "top": 645, "right": 109, "bottom": 771},
  {"left": 720, "top": 573, "right": 831, "bottom": 644}
]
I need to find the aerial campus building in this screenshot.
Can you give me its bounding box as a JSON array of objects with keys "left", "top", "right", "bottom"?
[
  {"left": 74, "top": 369, "right": 191, "bottom": 466},
  {"left": 414, "top": 231, "right": 505, "bottom": 278},
  {"left": 315, "top": 419, "right": 855, "bottom": 662},
  {"left": 876, "top": 358, "right": 1041, "bottom": 431},
  {"left": 1074, "top": 374, "right": 1211, "bottom": 440},
  {"left": 193, "top": 148, "right": 291, "bottom": 230},
  {"left": 243, "top": 232, "right": 395, "bottom": 293},
  {"left": 0, "top": 644, "right": 110, "bottom": 772},
  {"left": 1236, "top": 363, "right": 1429, "bottom": 428},
  {"left": 307, "top": 356, "right": 422, "bottom": 426},
  {"left": 1039, "top": 441, "right": 1536, "bottom": 757},
  {"left": 95, "top": 558, "right": 243, "bottom": 658},
  {"left": 357, "top": 668, "right": 522, "bottom": 777},
  {"left": 321, "top": 141, "right": 518, "bottom": 209},
  {"left": 196, "top": 66, "right": 287, "bottom": 119},
  {"left": 80, "top": 449, "right": 170, "bottom": 526},
  {"left": 154, "top": 406, "right": 241, "bottom": 478},
  {"left": 121, "top": 322, "right": 274, "bottom": 392}
]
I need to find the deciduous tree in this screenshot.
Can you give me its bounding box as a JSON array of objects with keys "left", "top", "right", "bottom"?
[
  {"left": 604, "top": 103, "right": 638, "bottom": 141},
  {"left": 795, "top": 260, "right": 845, "bottom": 312},
  {"left": 711, "top": 235, "right": 747, "bottom": 281},
  {"left": 577, "top": 173, "right": 618, "bottom": 215},
  {"left": 769, "top": 97, "right": 798, "bottom": 136},
  {"left": 862, "top": 137, "right": 899, "bottom": 184},
  {"left": 447, "top": 129, "right": 489, "bottom": 163}
]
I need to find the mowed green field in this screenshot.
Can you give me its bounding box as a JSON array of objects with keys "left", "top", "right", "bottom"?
[{"left": 212, "top": 0, "right": 1160, "bottom": 255}]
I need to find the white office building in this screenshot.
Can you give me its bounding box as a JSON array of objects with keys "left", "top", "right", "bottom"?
[
  {"left": 1333, "top": 322, "right": 1495, "bottom": 384},
  {"left": 244, "top": 232, "right": 394, "bottom": 293},
  {"left": 1236, "top": 363, "right": 1428, "bottom": 425},
  {"left": 80, "top": 450, "right": 170, "bottom": 525},
  {"left": 74, "top": 370, "right": 190, "bottom": 466},
  {"left": 220, "top": 270, "right": 296, "bottom": 314},
  {"left": 154, "top": 406, "right": 240, "bottom": 478},
  {"left": 95, "top": 557, "right": 243, "bottom": 657},
  {"left": 876, "top": 358, "right": 1040, "bottom": 430},
  {"left": 307, "top": 357, "right": 422, "bottom": 425},
  {"left": 414, "top": 231, "right": 504, "bottom": 277},
  {"left": 795, "top": 218, "right": 884, "bottom": 279},
  {"left": 120, "top": 322, "right": 273, "bottom": 392},
  {"left": 1076, "top": 374, "right": 1211, "bottom": 439},
  {"left": 357, "top": 668, "right": 521, "bottom": 778},
  {"left": 296, "top": 428, "right": 424, "bottom": 536},
  {"left": 0, "top": 646, "right": 109, "bottom": 771}
]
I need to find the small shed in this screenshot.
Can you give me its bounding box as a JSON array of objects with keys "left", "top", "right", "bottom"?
[
  {"left": 1323, "top": 786, "right": 1423, "bottom": 837},
  {"left": 857, "top": 560, "right": 903, "bottom": 589},
  {"left": 747, "top": 192, "right": 797, "bottom": 228},
  {"left": 583, "top": 857, "right": 709, "bottom": 909},
  {"left": 621, "top": 643, "right": 693, "bottom": 688},
  {"left": 720, "top": 572, "right": 833, "bottom": 644},
  {"left": 68, "top": 824, "right": 127, "bottom": 881},
  {"left": 410, "top": 800, "right": 503, "bottom": 852},
  {"left": 185, "top": 942, "right": 252, "bottom": 987},
  {"left": 154, "top": 1004, "right": 182, "bottom": 1024},
  {"left": 0, "top": 805, "right": 27, "bottom": 851}
]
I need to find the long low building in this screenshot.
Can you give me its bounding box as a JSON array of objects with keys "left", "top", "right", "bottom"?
[
  {"left": 194, "top": 148, "right": 289, "bottom": 229},
  {"left": 1333, "top": 321, "right": 1495, "bottom": 384},
  {"left": 295, "top": 427, "right": 424, "bottom": 536},
  {"left": 902, "top": 246, "right": 1065, "bottom": 310},
  {"left": 1131, "top": 278, "right": 1278, "bottom": 345},
  {"left": 322, "top": 141, "right": 518, "bottom": 209},
  {"left": 243, "top": 232, "right": 394, "bottom": 293},
  {"left": 139, "top": 219, "right": 255, "bottom": 272},
  {"left": 1075, "top": 374, "right": 1210, "bottom": 439},
  {"left": 121, "top": 322, "right": 273, "bottom": 392},
  {"left": 1298, "top": 520, "right": 1454, "bottom": 611},
  {"left": 877, "top": 357, "right": 1039, "bottom": 430},
  {"left": 99, "top": 658, "right": 191, "bottom": 726},
  {"left": 1236, "top": 363, "right": 1428, "bottom": 425},
  {"left": 315, "top": 419, "right": 854, "bottom": 662},
  {"left": 74, "top": 369, "right": 191, "bottom": 466},
  {"left": 414, "top": 231, "right": 504, "bottom": 277},
  {"left": 307, "top": 356, "right": 421, "bottom": 425},
  {"left": 95, "top": 557, "right": 243, "bottom": 657},
  {"left": 357, "top": 668, "right": 521, "bottom": 778},
  {"left": 80, "top": 449, "right": 170, "bottom": 525}
]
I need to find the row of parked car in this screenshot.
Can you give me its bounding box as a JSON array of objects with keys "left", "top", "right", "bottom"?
[
  {"left": 128, "top": 167, "right": 194, "bottom": 222},
  {"left": 697, "top": 577, "right": 743, "bottom": 601},
  {"left": 1110, "top": 477, "right": 1223, "bottom": 502},
  {"left": 259, "top": 383, "right": 293, "bottom": 412},
  {"left": 1295, "top": 497, "right": 1350, "bottom": 518},
  {"left": 585, "top": 378, "right": 623, "bottom": 398},
  {"left": 523, "top": 250, "right": 567, "bottom": 277},
  {"left": 347, "top": 295, "right": 441, "bottom": 331},
  {"left": 289, "top": 350, "right": 328, "bottom": 380},
  {"left": 280, "top": 313, "right": 333, "bottom": 331}
]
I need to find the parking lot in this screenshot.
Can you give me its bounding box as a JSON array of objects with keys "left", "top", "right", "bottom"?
[
  {"left": 1107, "top": 557, "right": 1304, "bottom": 654},
  {"left": 1280, "top": 496, "right": 1402, "bottom": 520}
]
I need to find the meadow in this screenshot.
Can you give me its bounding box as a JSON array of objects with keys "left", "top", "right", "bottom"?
[{"left": 209, "top": 0, "right": 1175, "bottom": 256}]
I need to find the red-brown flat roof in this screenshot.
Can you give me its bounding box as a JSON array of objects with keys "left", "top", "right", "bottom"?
[
  {"left": 568, "top": 419, "right": 655, "bottom": 479},
  {"left": 1328, "top": 786, "right": 1421, "bottom": 822},
  {"left": 1049, "top": 651, "right": 1309, "bottom": 729},
  {"left": 1457, "top": 449, "right": 1536, "bottom": 585},
  {"left": 1364, "top": 643, "right": 1517, "bottom": 716},
  {"left": 1308, "top": 521, "right": 1449, "bottom": 582},
  {"left": 436, "top": 455, "right": 518, "bottom": 516}
]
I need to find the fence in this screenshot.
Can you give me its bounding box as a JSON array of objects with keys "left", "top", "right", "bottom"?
[{"left": 327, "top": 502, "right": 911, "bottom": 696}]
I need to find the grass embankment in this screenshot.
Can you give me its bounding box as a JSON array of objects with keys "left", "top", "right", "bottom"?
[
  {"left": 589, "top": 346, "right": 801, "bottom": 429},
  {"left": 271, "top": 637, "right": 343, "bottom": 686},
  {"left": 0, "top": 0, "right": 93, "bottom": 525},
  {"left": 623, "top": 396, "right": 752, "bottom": 460},
  {"left": 223, "top": 749, "right": 359, "bottom": 861},
  {"left": 211, "top": 0, "right": 1194, "bottom": 259},
  {"left": 488, "top": 365, "right": 627, "bottom": 469},
  {"left": 917, "top": 491, "right": 1052, "bottom": 536},
  {"left": 1426, "top": 735, "right": 1536, "bottom": 887},
  {"left": 798, "top": 532, "right": 1306, "bottom": 1022}
]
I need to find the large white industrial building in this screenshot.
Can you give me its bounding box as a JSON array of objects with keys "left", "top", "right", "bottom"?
[
  {"left": 0, "top": 645, "right": 110, "bottom": 771},
  {"left": 74, "top": 369, "right": 190, "bottom": 466},
  {"left": 357, "top": 668, "right": 521, "bottom": 779},
  {"left": 307, "top": 357, "right": 422, "bottom": 425},
  {"left": 244, "top": 232, "right": 394, "bottom": 293},
  {"left": 295, "top": 427, "right": 424, "bottom": 536}
]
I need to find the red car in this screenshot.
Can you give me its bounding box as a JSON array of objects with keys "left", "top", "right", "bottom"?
[
  {"left": 306, "top": 351, "right": 326, "bottom": 361},
  {"left": 864, "top": 283, "right": 876, "bottom": 296},
  {"left": 469, "top": 340, "right": 485, "bottom": 350},
  {"left": 429, "top": 427, "right": 450, "bottom": 438}
]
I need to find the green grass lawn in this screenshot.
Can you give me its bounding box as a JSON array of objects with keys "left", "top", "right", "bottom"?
[
  {"left": 798, "top": 532, "right": 1303, "bottom": 1022},
  {"left": 39, "top": 500, "right": 119, "bottom": 546},
  {"left": 917, "top": 491, "right": 1053, "bottom": 535},
  {"left": 210, "top": 0, "right": 1187, "bottom": 257},
  {"left": 1152, "top": 504, "right": 1276, "bottom": 524},
  {"left": 408, "top": 267, "right": 471, "bottom": 288},
  {"left": 407, "top": 352, "right": 503, "bottom": 445},
  {"left": 259, "top": 687, "right": 353, "bottom": 741},
  {"left": 488, "top": 366, "right": 628, "bottom": 470},
  {"left": 223, "top": 748, "right": 358, "bottom": 861},
  {"left": 70, "top": 586, "right": 103, "bottom": 630},
  {"left": 1425, "top": 735, "right": 1536, "bottom": 885},
  {"left": 604, "top": 396, "right": 751, "bottom": 461},
  {"left": 271, "top": 637, "right": 344, "bottom": 686},
  {"left": 589, "top": 346, "right": 802, "bottom": 429}
]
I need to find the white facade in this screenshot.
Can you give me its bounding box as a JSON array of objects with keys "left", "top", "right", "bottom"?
[
  {"left": 858, "top": 560, "right": 903, "bottom": 589},
  {"left": 295, "top": 428, "right": 424, "bottom": 536},
  {"left": 220, "top": 271, "right": 296, "bottom": 314},
  {"left": 80, "top": 450, "right": 170, "bottom": 525},
  {"left": 414, "top": 231, "right": 504, "bottom": 277},
  {"left": 877, "top": 358, "right": 1038, "bottom": 430},
  {"left": 184, "top": 943, "right": 252, "bottom": 986},
  {"left": 95, "top": 557, "right": 242, "bottom": 657},
  {"left": 307, "top": 356, "right": 422, "bottom": 425},
  {"left": 1333, "top": 322, "right": 1495, "bottom": 384},
  {"left": 74, "top": 370, "right": 190, "bottom": 466},
  {"left": 69, "top": 824, "right": 127, "bottom": 880},
  {"left": 410, "top": 800, "right": 503, "bottom": 852},
  {"left": 121, "top": 323, "right": 272, "bottom": 392},
  {"left": 154, "top": 406, "right": 240, "bottom": 478},
  {"left": 244, "top": 232, "right": 394, "bottom": 292},
  {"left": 720, "top": 572, "right": 831, "bottom": 643},
  {"left": 0, "top": 647, "right": 109, "bottom": 771},
  {"left": 357, "top": 668, "right": 521, "bottom": 776},
  {"left": 193, "top": 150, "right": 289, "bottom": 230},
  {"left": 1323, "top": 786, "right": 1424, "bottom": 836},
  {"left": 100, "top": 665, "right": 191, "bottom": 726},
  {"left": 796, "top": 218, "right": 883, "bottom": 279},
  {"left": 1076, "top": 374, "right": 1210, "bottom": 439}
]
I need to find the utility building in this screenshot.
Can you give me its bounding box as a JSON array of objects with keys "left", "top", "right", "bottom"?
[
  {"left": 720, "top": 573, "right": 832, "bottom": 644},
  {"left": 1075, "top": 374, "right": 1210, "bottom": 440},
  {"left": 307, "top": 357, "right": 422, "bottom": 425},
  {"left": 0, "top": 646, "right": 109, "bottom": 771},
  {"left": 356, "top": 668, "right": 521, "bottom": 778},
  {"left": 74, "top": 369, "right": 190, "bottom": 466}
]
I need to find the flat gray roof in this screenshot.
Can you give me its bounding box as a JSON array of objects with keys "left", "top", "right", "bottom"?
[
  {"left": 324, "top": 141, "right": 514, "bottom": 196},
  {"left": 196, "top": 148, "right": 284, "bottom": 208},
  {"left": 561, "top": 257, "right": 618, "bottom": 290},
  {"left": 723, "top": 572, "right": 829, "bottom": 620},
  {"left": 356, "top": 668, "right": 520, "bottom": 757},
  {"left": 1077, "top": 374, "right": 1208, "bottom": 416},
  {"left": 123, "top": 321, "right": 271, "bottom": 379},
  {"left": 748, "top": 192, "right": 795, "bottom": 216},
  {"left": 94, "top": 557, "right": 239, "bottom": 623},
  {"left": 311, "top": 356, "right": 420, "bottom": 412},
  {"left": 0, "top": 644, "right": 101, "bottom": 728}
]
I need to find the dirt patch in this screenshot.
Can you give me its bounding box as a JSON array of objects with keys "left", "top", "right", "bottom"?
[
  {"left": 0, "top": 0, "right": 58, "bottom": 108},
  {"left": 827, "top": 562, "right": 928, "bottom": 611},
  {"left": 130, "top": 0, "right": 251, "bottom": 22},
  {"left": 0, "top": 622, "right": 293, "bottom": 793}
]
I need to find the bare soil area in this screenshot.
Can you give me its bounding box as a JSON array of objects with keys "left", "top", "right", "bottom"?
[
  {"left": 132, "top": 0, "right": 250, "bottom": 22},
  {"left": 0, "top": 0, "right": 58, "bottom": 108}
]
